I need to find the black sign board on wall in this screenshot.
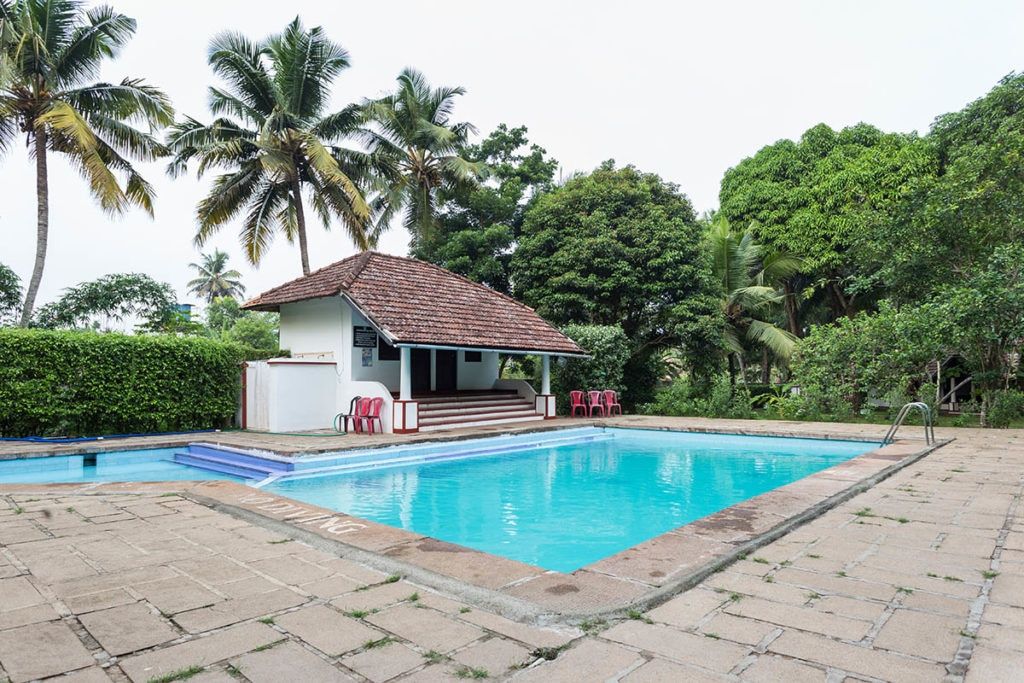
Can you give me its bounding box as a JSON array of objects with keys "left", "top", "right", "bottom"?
[{"left": 353, "top": 326, "right": 378, "bottom": 348}]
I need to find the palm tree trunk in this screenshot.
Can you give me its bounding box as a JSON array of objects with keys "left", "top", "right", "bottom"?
[
  {"left": 783, "top": 280, "right": 800, "bottom": 337},
  {"left": 20, "top": 129, "right": 49, "bottom": 326},
  {"left": 293, "top": 179, "right": 311, "bottom": 276},
  {"left": 736, "top": 353, "right": 748, "bottom": 385},
  {"left": 760, "top": 348, "right": 771, "bottom": 384}
]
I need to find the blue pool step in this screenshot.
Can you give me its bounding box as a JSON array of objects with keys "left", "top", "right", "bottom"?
[
  {"left": 174, "top": 428, "right": 615, "bottom": 482},
  {"left": 172, "top": 444, "right": 292, "bottom": 480}
]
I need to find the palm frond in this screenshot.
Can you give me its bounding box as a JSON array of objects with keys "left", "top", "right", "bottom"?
[
  {"left": 52, "top": 5, "right": 136, "bottom": 87},
  {"left": 745, "top": 319, "right": 798, "bottom": 359}
]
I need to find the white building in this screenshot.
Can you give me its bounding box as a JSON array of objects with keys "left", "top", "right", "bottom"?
[{"left": 240, "top": 252, "right": 585, "bottom": 434}]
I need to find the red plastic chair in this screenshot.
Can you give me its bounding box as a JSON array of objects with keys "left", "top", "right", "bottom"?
[
  {"left": 569, "top": 390, "right": 586, "bottom": 417},
  {"left": 352, "top": 397, "right": 372, "bottom": 433},
  {"left": 360, "top": 397, "right": 384, "bottom": 434},
  {"left": 603, "top": 390, "right": 622, "bottom": 416},
  {"left": 587, "top": 390, "right": 606, "bottom": 417}
]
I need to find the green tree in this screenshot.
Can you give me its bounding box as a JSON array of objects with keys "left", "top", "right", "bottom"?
[
  {"left": 33, "top": 273, "right": 176, "bottom": 330},
  {"left": 0, "top": 263, "right": 21, "bottom": 325},
  {"left": 361, "top": 68, "right": 484, "bottom": 243},
  {"left": 412, "top": 124, "right": 558, "bottom": 294},
  {"left": 513, "top": 161, "right": 719, "bottom": 405},
  {"left": 940, "top": 244, "right": 1024, "bottom": 406},
  {"left": 869, "top": 73, "right": 1024, "bottom": 300},
  {"left": 0, "top": 0, "right": 174, "bottom": 325},
  {"left": 707, "top": 218, "right": 800, "bottom": 381},
  {"left": 223, "top": 313, "right": 278, "bottom": 351},
  {"left": 186, "top": 250, "right": 245, "bottom": 302},
  {"left": 719, "top": 123, "right": 934, "bottom": 323},
  {"left": 167, "top": 17, "right": 370, "bottom": 275},
  {"left": 204, "top": 295, "right": 244, "bottom": 332}
]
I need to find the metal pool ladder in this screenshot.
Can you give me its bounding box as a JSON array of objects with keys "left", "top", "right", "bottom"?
[{"left": 883, "top": 402, "right": 935, "bottom": 445}]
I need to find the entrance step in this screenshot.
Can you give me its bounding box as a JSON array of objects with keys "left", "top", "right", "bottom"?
[{"left": 419, "top": 413, "right": 545, "bottom": 432}]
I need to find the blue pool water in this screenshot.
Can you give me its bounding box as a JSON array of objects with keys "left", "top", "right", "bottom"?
[
  {"left": 266, "top": 428, "right": 873, "bottom": 572},
  {"left": 0, "top": 448, "right": 240, "bottom": 484}
]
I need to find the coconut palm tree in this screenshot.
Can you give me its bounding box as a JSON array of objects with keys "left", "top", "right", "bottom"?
[
  {"left": 167, "top": 18, "right": 370, "bottom": 276},
  {"left": 708, "top": 217, "right": 802, "bottom": 381},
  {"left": 0, "top": 0, "right": 173, "bottom": 326},
  {"left": 361, "top": 68, "right": 484, "bottom": 243},
  {"left": 186, "top": 249, "right": 245, "bottom": 302}
]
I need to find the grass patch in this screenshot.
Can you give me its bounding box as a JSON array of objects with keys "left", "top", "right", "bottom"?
[
  {"left": 266, "top": 538, "right": 292, "bottom": 545},
  {"left": 853, "top": 507, "right": 875, "bottom": 518},
  {"left": 579, "top": 618, "right": 607, "bottom": 634},
  {"left": 960, "top": 629, "right": 976, "bottom": 639},
  {"left": 835, "top": 571, "right": 847, "bottom": 578},
  {"left": 384, "top": 574, "right": 401, "bottom": 584},
  {"left": 943, "top": 575, "right": 963, "bottom": 582},
  {"left": 728, "top": 592, "right": 743, "bottom": 602},
  {"left": 896, "top": 586, "right": 914, "bottom": 594},
  {"left": 751, "top": 557, "right": 770, "bottom": 564},
  {"left": 453, "top": 665, "right": 489, "bottom": 679},
  {"left": 926, "top": 572, "right": 939, "bottom": 578},
  {"left": 251, "top": 639, "right": 284, "bottom": 653},
  {"left": 257, "top": 617, "right": 274, "bottom": 625},
  {"left": 345, "top": 610, "right": 369, "bottom": 619},
  {"left": 806, "top": 591, "right": 821, "bottom": 600},
  {"left": 763, "top": 575, "right": 775, "bottom": 583},
  {"left": 807, "top": 553, "right": 822, "bottom": 559},
  {"left": 12, "top": 507, "right": 23, "bottom": 515},
  {"left": 406, "top": 592, "right": 420, "bottom": 602},
  {"left": 703, "top": 632, "right": 720, "bottom": 639},
  {"left": 363, "top": 636, "right": 395, "bottom": 649},
  {"left": 982, "top": 570, "right": 1000, "bottom": 580},
  {"left": 951, "top": 468, "right": 967, "bottom": 473},
  {"left": 147, "top": 665, "right": 204, "bottom": 683},
  {"left": 65, "top": 506, "right": 75, "bottom": 513},
  {"left": 626, "top": 610, "right": 652, "bottom": 623},
  {"left": 530, "top": 644, "right": 567, "bottom": 660},
  {"left": 423, "top": 650, "right": 449, "bottom": 664},
  {"left": 459, "top": 606, "right": 472, "bottom": 614}
]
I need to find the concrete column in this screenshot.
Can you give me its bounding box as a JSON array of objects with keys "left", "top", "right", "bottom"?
[
  {"left": 400, "top": 346, "right": 412, "bottom": 400},
  {"left": 430, "top": 349, "right": 437, "bottom": 392},
  {"left": 541, "top": 355, "right": 551, "bottom": 395}
]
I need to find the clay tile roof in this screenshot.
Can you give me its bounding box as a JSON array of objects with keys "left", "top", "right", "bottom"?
[{"left": 242, "top": 252, "right": 585, "bottom": 355}]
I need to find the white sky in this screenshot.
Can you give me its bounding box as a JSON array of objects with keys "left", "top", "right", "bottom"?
[{"left": 2, "top": 0, "right": 1023, "bottom": 309}]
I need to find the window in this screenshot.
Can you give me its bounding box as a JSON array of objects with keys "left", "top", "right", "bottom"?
[
  {"left": 464, "top": 351, "right": 482, "bottom": 363},
  {"left": 378, "top": 338, "right": 400, "bottom": 361}
]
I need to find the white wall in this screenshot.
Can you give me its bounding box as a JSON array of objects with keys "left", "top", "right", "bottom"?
[
  {"left": 267, "top": 362, "right": 338, "bottom": 432},
  {"left": 349, "top": 307, "right": 401, "bottom": 390},
  {"left": 279, "top": 298, "right": 346, "bottom": 364},
  {"left": 458, "top": 351, "right": 500, "bottom": 390}
]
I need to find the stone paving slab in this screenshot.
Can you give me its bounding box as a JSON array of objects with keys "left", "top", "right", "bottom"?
[{"left": 0, "top": 420, "right": 1021, "bottom": 681}]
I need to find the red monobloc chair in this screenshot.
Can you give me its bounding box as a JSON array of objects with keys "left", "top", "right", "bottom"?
[
  {"left": 569, "top": 390, "right": 587, "bottom": 417},
  {"left": 361, "top": 397, "right": 384, "bottom": 434},
  {"left": 587, "top": 390, "right": 606, "bottom": 417},
  {"left": 603, "top": 390, "right": 622, "bottom": 416}
]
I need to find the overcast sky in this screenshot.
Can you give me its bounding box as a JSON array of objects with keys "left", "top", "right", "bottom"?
[{"left": 3, "top": 0, "right": 1023, "bottom": 309}]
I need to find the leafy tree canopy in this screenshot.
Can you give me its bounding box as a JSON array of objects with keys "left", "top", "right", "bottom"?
[
  {"left": 33, "top": 273, "right": 176, "bottom": 331},
  {"left": 719, "top": 122, "right": 934, "bottom": 317},
  {"left": 513, "top": 161, "right": 720, "bottom": 396},
  {"left": 412, "top": 124, "right": 558, "bottom": 293},
  {"left": 0, "top": 264, "right": 21, "bottom": 325},
  {"left": 187, "top": 250, "right": 245, "bottom": 302}
]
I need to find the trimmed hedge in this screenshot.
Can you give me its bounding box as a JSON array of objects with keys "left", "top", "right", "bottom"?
[{"left": 0, "top": 329, "right": 244, "bottom": 437}]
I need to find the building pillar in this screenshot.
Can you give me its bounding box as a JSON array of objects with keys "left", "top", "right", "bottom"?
[
  {"left": 536, "top": 354, "right": 556, "bottom": 418},
  {"left": 430, "top": 349, "right": 437, "bottom": 392},
  {"left": 400, "top": 346, "right": 412, "bottom": 400}
]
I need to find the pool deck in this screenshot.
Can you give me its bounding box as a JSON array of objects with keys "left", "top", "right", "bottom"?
[{"left": 0, "top": 419, "right": 1021, "bottom": 681}]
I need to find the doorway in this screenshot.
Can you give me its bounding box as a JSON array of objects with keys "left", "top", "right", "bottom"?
[
  {"left": 411, "top": 349, "right": 431, "bottom": 394},
  {"left": 435, "top": 350, "right": 458, "bottom": 392}
]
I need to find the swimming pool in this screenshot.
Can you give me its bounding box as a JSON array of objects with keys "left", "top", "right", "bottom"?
[
  {"left": 264, "top": 428, "right": 873, "bottom": 572},
  {"left": 0, "top": 448, "right": 241, "bottom": 484}
]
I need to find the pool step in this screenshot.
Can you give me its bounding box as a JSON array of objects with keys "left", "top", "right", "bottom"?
[
  {"left": 419, "top": 413, "right": 545, "bottom": 432},
  {"left": 173, "top": 444, "right": 291, "bottom": 480}
]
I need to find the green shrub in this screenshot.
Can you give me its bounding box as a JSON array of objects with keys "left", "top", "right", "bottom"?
[
  {"left": 985, "top": 389, "right": 1024, "bottom": 428},
  {"left": 0, "top": 329, "right": 244, "bottom": 437},
  {"left": 641, "top": 375, "right": 754, "bottom": 419},
  {"left": 551, "top": 324, "right": 630, "bottom": 412}
]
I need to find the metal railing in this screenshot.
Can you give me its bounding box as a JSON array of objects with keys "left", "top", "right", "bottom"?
[{"left": 882, "top": 402, "right": 935, "bottom": 445}]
